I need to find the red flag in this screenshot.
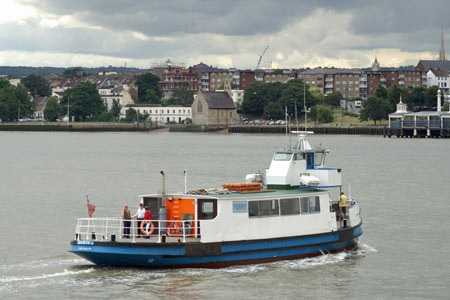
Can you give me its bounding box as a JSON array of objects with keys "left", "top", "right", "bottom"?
[
  {"left": 87, "top": 202, "right": 96, "bottom": 217},
  {"left": 87, "top": 195, "right": 95, "bottom": 217}
]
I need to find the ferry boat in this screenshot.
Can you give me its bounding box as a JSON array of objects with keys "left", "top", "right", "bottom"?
[{"left": 69, "top": 132, "right": 362, "bottom": 268}]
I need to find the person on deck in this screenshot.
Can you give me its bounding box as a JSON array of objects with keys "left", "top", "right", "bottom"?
[
  {"left": 144, "top": 207, "right": 152, "bottom": 221},
  {"left": 142, "top": 207, "right": 153, "bottom": 239},
  {"left": 121, "top": 205, "right": 131, "bottom": 238},
  {"left": 133, "top": 203, "right": 146, "bottom": 238},
  {"left": 339, "top": 191, "right": 348, "bottom": 220}
]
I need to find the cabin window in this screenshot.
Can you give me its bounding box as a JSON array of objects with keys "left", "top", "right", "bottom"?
[
  {"left": 274, "top": 153, "right": 292, "bottom": 161},
  {"left": 280, "top": 198, "right": 300, "bottom": 215},
  {"left": 248, "top": 200, "right": 279, "bottom": 218},
  {"left": 300, "top": 196, "right": 321, "bottom": 214},
  {"left": 294, "top": 153, "right": 305, "bottom": 160},
  {"left": 197, "top": 101, "right": 203, "bottom": 113},
  {"left": 198, "top": 199, "right": 217, "bottom": 220},
  {"left": 314, "top": 153, "right": 324, "bottom": 166}
]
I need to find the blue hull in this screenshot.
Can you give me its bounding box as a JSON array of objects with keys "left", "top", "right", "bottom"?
[{"left": 70, "top": 224, "right": 362, "bottom": 268}]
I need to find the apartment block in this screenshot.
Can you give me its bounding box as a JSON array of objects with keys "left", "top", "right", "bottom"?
[{"left": 150, "top": 60, "right": 199, "bottom": 100}]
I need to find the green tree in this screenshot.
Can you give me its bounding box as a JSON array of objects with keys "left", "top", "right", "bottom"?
[
  {"left": 135, "top": 73, "right": 162, "bottom": 103},
  {"left": 404, "top": 86, "right": 426, "bottom": 110},
  {"left": 360, "top": 96, "right": 391, "bottom": 125},
  {"left": 124, "top": 108, "right": 137, "bottom": 121},
  {"left": 166, "top": 88, "right": 194, "bottom": 106},
  {"left": 310, "top": 105, "right": 335, "bottom": 124},
  {"left": 324, "top": 92, "right": 342, "bottom": 107},
  {"left": 0, "top": 102, "right": 8, "bottom": 121},
  {"left": 97, "top": 111, "right": 115, "bottom": 122},
  {"left": 110, "top": 99, "right": 122, "bottom": 119},
  {"left": 309, "top": 86, "right": 325, "bottom": 102},
  {"left": 263, "top": 102, "right": 284, "bottom": 120},
  {"left": 63, "top": 67, "right": 85, "bottom": 78},
  {"left": 387, "top": 84, "right": 402, "bottom": 112},
  {"left": 60, "top": 82, "right": 105, "bottom": 121},
  {"left": 442, "top": 101, "right": 449, "bottom": 111},
  {"left": 424, "top": 86, "right": 438, "bottom": 108},
  {"left": 375, "top": 84, "right": 388, "bottom": 99},
  {"left": 0, "top": 80, "right": 11, "bottom": 89},
  {"left": 123, "top": 108, "right": 148, "bottom": 121},
  {"left": 21, "top": 75, "right": 51, "bottom": 97},
  {"left": 279, "top": 79, "right": 314, "bottom": 115},
  {"left": 0, "top": 83, "right": 34, "bottom": 120},
  {"left": 242, "top": 82, "right": 283, "bottom": 114},
  {"left": 43, "top": 97, "right": 63, "bottom": 121}
]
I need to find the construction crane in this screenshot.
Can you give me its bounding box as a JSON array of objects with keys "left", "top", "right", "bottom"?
[{"left": 255, "top": 45, "right": 269, "bottom": 70}]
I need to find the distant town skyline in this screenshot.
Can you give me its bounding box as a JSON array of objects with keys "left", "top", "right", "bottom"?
[{"left": 1, "top": 0, "right": 449, "bottom": 69}]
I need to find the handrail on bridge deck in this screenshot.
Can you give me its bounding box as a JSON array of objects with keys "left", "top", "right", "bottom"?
[{"left": 75, "top": 217, "right": 199, "bottom": 243}]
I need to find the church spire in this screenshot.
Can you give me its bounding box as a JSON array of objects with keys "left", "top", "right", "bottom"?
[{"left": 439, "top": 28, "right": 446, "bottom": 61}]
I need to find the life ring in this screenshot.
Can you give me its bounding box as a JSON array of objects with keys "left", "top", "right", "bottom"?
[{"left": 140, "top": 220, "right": 155, "bottom": 236}]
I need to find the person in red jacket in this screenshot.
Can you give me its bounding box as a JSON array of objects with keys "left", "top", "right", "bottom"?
[
  {"left": 143, "top": 207, "right": 153, "bottom": 239},
  {"left": 144, "top": 207, "right": 152, "bottom": 220}
]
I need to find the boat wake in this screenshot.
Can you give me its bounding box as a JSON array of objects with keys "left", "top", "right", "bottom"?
[
  {"left": 0, "top": 257, "right": 88, "bottom": 271},
  {"left": 0, "top": 268, "right": 95, "bottom": 284}
]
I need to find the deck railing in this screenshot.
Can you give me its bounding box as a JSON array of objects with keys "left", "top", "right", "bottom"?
[{"left": 75, "top": 218, "right": 199, "bottom": 243}]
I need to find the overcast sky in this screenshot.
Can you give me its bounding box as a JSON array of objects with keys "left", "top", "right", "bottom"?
[{"left": 1, "top": 0, "right": 449, "bottom": 69}]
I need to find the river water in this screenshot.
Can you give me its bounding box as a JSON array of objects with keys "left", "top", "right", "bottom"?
[{"left": 0, "top": 131, "right": 449, "bottom": 299}]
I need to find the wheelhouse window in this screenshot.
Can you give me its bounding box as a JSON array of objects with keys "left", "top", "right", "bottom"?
[
  {"left": 248, "top": 200, "right": 279, "bottom": 217},
  {"left": 314, "top": 153, "right": 324, "bottom": 166},
  {"left": 294, "top": 153, "right": 305, "bottom": 160},
  {"left": 280, "top": 198, "right": 300, "bottom": 215},
  {"left": 274, "top": 152, "right": 292, "bottom": 161},
  {"left": 300, "top": 196, "right": 321, "bottom": 214}
]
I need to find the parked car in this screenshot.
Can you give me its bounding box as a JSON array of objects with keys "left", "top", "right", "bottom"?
[
  {"left": 254, "top": 120, "right": 261, "bottom": 125},
  {"left": 268, "top": 120, "right": 275, "bottom": 125},
  {"left": 260, "top": 120, "right": 267, "bottom": 125}
]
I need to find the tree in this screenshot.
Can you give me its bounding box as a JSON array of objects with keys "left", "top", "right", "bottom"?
[
  {"left": 166, "top": 88, "right": 194, "bottom": 106},
  {"left": 0, "top": 80, "right": 11, "bottom": 89},
  {"left": 110, "top": 100, "right": 122, "bottom": 119},
  {"left": 442, "top": 101, "right": 449, "bottom": 111},
  {"left": 124, "top": 108, "right": 137, "bottom": 121},
  {"left": 123, "top": 108, "right": 149, "bottom": 121},
  {"left": 360, "top": 96, "right": 391, "bottom": 125},
  {"left": 60, "top": 82, "right": 105, "bottom": 121},
  {"left": 324, "top": 92, "right": 342, "bottom": 107},
  {"left": 424, "top": 85, "right": 438, "bottom": 108},
  {"left": 375, "top": 84, "right": 388, "bottom": 99},
  {"left": 387, "top": 84, "right": 402, "bottom": 112},
  {"left": 43, "top": 97, "right": 63, "bottom": 121},
  {"left": 309, "top": 86, "right": 325, "bottom": 102},
  {"left": 242, "top": 82, "right": 283, "bottom": 114},
  {"left": 0, "top": 83, "right": 34, "bottom": 120},
  {"left": 135, "top": 73, "right": 162, "bottom": 103},
  {"left": 279, "top": 79, "right": 315, "bottom": 115},
  {"left": 0, "top": 102, "right": 8, "bottom": 121},
  {"left": 97, "top": 111, "right": 115, "bottom": 122},
  {"left": 310, "top": 105, "right": 335, "bottom": 124},
  {"left": 263, "top": 102, "right": 284, "bottom": 120},
  {"left": 63, "top": 67, "right": 85, "bottom": 78},
  {"left": 21, "top": 75, "right": 51, "bottom": 97}
]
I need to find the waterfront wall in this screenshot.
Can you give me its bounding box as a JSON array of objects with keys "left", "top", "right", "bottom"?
[
  {"left": 229, "top": 125, "right": 385, "bottom": 135},
  {"left": 0, "top": 122, "right": 159, "bottom": 132}
]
